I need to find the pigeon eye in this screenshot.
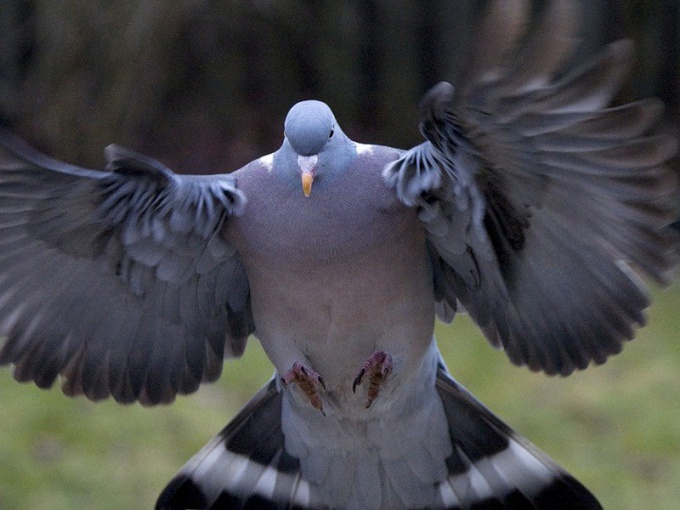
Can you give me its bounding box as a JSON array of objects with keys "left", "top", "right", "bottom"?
[{"left": 329, "top": 129, "right": 334, "bottom": 138}]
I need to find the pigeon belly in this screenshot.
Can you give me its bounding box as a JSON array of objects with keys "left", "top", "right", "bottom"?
[{"left": 228, "top": 157, "right": 436, "bottom": 399}]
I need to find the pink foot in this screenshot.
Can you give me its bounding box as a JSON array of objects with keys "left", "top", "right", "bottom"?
[
  {"left": 281, "top": 361, "right": 326, "bottom": 416},
  {"left": 352, "top": 350, "right": 393, "bottom": 408}
]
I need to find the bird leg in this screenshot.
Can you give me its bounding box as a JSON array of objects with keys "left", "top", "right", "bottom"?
[
  {"left": 281, "top": 361, "right": 326, "bottom": 416},
  {"left": 352, "top": 350, "right": 393, "bottom": 408}
]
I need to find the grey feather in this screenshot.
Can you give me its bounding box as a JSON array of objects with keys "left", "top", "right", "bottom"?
[
  {"left": 384, "top": 5, "right": 677, "bottom": 376},
  {"left": 0, "top": 130, "right": 253, "bottom": 404}
]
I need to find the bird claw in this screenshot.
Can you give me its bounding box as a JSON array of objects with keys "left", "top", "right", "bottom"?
[
  {"left": 352, "top": 350, "right": 393, "bottom": 408},
  {"left": 282, "top": 361, "right": 326, "bottom": 416}
]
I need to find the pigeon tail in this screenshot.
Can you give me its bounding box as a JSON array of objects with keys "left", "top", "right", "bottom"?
[
  {"left": 155, "top": 377, "right": 319, "bottom": 509},
  {"left": 156, "top": 365, "right": 601, "bottom": 510},
  {"left": 432, "top": 364, "right": 602, "bottom": 509}
]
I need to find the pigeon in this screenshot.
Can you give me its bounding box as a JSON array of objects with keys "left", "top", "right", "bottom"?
[{"left": 0, "top": 0, "right": 677, "bottom": 508}]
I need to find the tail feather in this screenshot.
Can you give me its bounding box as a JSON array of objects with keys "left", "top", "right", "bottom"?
[
  {"left": 434, "top": 365, "right": 602, "bottom": 509},
  {"left": 157, "top": 370, "right": 602, "bottom": 509},
  {"left": 156, "top": 378, "right": 321, "bottom": 510}
]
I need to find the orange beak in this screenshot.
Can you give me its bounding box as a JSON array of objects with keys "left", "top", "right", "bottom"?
[
  {"left": 298, "top": 155, "right": 318, "bottom": 197},
  {"left": 301, "top": 171, "right": 314, "bottom": 197}
]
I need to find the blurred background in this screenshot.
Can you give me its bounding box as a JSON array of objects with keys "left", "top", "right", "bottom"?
[{"left": 0, "top": 0, "right": 679, "bottom": 508}]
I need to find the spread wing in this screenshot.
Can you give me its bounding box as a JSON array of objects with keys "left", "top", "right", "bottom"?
[
  {"left": 384, "top": 0, "right": 678, "bottom": 375},
  {"left": 0, "top": 131, "right": 253, "bottom": 404}
]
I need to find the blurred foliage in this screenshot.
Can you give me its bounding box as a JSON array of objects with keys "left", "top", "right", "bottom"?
[
  {"left": 0, "top": 286, "right": 678, "bottom": 509},
  {"left": 0, "top": 1, "right": 679, "bottom": 509},
  {"left": 0, "top": 0, "right": 678, "bottom": 170}
]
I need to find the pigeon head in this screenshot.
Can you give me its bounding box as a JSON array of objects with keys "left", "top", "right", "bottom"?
[{"left": 283, "top": 100, "right": 344, "bottom": 197}]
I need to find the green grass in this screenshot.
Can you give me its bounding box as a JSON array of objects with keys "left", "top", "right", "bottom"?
[{"left": 0, "top": 285, "right": 679, "bottom": 509}]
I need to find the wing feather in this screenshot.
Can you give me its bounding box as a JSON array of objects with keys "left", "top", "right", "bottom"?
[
  {"left": 384, "top": 0, "right": 678, "bottom": 375},
  {"left": 0, "top": 131, "right": 254, "bottom": 404}
]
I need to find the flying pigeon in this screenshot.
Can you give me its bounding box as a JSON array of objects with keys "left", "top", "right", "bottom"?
[{"left": 0, "top": 1, "right": 677, "bottom": 509}]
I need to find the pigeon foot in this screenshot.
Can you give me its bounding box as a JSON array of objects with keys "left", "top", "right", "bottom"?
[
  {"left": 352, "top": 350, "right": 393, "bottom": 408},
  {"left": 281, "top": 361, "right": 326, "bottom": 416}
]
